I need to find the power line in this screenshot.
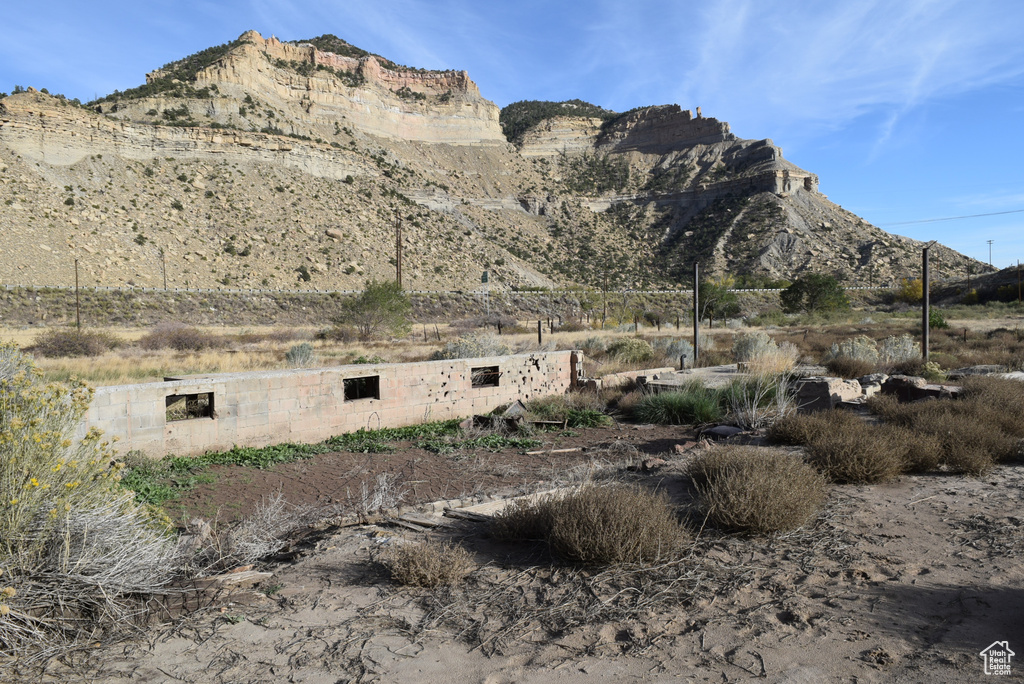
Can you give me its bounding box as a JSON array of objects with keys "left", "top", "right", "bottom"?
[{"left": 885, "top": 208, "right": 1024, "bottom": 226}]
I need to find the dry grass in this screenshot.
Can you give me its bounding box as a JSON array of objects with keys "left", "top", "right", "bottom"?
[
  {"left": 866, "top": 377, "right": 1024, "bottom": 475},
  {"left": 771, "top": 410, "right": 905, "bottom": 484},
  {"left": 492, "top": 482, "right": 687, "bottom": 565},
  {"left": 805, "top": 422, "right": 904, "bottom": 484},
  {"left": 380, "top": 539, "right": 475, "bottom": 588},
  {"left": 744, "top": 344, "right": 800, "bottom": 374},
  {"left": 767, "top": 409, "right": 861, "bottom": 446},
  {"left": 24, "top": 328, "right": 124, "bottom": 358},
  {"left": 824, "top": 356, "right": 876, "bottom": 379},
  {"left": 725, "top": 373, "right": 796, "bottom": 429},
  {"left": 690, "top": 447, "right": 828, "bottom": 534}
]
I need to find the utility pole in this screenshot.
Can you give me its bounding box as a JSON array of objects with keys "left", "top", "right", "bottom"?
[
  {"left": 922, "top": 241, "right": 936, "bottom": 362},
  {"left": 394, "top": 213, "right": 403, "bottom": 287},
  {"left": 74, "top": 258, "right": 81, "bottom": 330},
  {"left": 693, "top": 262, "right": 700, "bottom": 366},
  {"left": 1018, "top": 260, "right": 1021, "bottom": 303},
  {"left": 987, "top": 240, "right": 994, "bottom": 267}
]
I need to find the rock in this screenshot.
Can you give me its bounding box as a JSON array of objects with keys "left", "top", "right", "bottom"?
[
  {"left": 325, "top": 228, "right": 344, "bottom": 240},
  {"left": 641, "top": 457, "right": 667, "bottom": 472},
  {"left": 882, "top": 375, "right": 961, "bottom": 401},
  {"left": 947, "top": 365, "right": 1008, "bottom": 379},
  {"left": 858, "top": 373, "right": 888, "bottom": 398},
  {"left": 701, "top": 425, "right": 744, "bottom": 440},
  {"left": 880, "top": 375, "right": 927, "bottom": 401},
  {"left": 795, "top": 377, "right": 862, "bottom": 412}
]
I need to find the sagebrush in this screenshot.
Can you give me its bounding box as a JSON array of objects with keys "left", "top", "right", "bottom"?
[
  {"left": 492, "top": 482, "right": 686, "bottom": 565},
  {"left": 690, "top": 447, "right": 828, "bottom": 534}
]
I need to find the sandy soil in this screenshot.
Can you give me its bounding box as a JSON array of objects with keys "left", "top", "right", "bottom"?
[{"left": 26, "top": 426, "right": 1024, "bottom": 684}]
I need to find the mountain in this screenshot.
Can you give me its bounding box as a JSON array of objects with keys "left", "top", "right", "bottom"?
[{"left": 0, "top": 30, "right": 988, "bottom": 293}]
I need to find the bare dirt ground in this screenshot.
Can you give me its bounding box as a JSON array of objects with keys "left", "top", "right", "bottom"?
[{"left": 26, "top": 422, "right": 1024, "bottom": 684}]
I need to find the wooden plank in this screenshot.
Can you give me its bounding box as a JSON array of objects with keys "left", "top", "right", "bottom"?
[
  {"left": 385, "top": 517, "right": 431, "bottom": 532},
  {"left": 443, "top": 508, "right": 491, "bottom": 522},
  {"left": 398, "top": 512, "right": 442, "bottom": 528},
  {"left": 525, "top": 447, "right": 582, "bottom": 456}
]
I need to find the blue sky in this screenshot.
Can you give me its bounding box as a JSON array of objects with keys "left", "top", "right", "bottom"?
[{"left": 3, "top": 0, "right": 1023, "bottom": 268}]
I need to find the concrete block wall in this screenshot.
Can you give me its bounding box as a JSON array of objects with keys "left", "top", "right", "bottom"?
[{"left": 79, "top": 351, "right": 583, "bottom": 458}]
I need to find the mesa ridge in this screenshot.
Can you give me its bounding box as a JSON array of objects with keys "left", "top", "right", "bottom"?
[{"left": 0, "top": 30, "right": 988, "bottom": 292}]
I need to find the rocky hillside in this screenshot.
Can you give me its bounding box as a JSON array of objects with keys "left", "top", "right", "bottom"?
[{"left": 0, "top": 30, "right": 989, "bottom": 293}]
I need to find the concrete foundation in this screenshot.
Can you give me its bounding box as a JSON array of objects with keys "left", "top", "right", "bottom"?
[{"left": 79, "top": 351, "right": 583, "bottom": 458}]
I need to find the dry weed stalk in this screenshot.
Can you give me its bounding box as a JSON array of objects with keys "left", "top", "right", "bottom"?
[{"left": 359, "top": 472, "right": 405, "bottom": 515}]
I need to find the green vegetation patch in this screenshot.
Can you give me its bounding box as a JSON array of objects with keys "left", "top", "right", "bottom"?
[
  {"left": 499, "top": 99, "right": 617, "bottom": 144},
  {"left": 122, "top": 419, "right": 464, "bottom": 505}
]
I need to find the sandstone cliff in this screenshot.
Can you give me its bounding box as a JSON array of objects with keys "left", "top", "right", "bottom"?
[{"left": 0, "top": 31, "right": 989, "bottom": 293}]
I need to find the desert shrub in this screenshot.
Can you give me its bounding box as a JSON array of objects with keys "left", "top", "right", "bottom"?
[
  {"left": 0, "top": 344, "right": 175, "bottom": 659},
  {"left": 888, "top": 358, "right": 926, "bottom": 377},
  {"left": 877, "top": 334, "right": 920, "bottom": 366},
  {"left": 139, "top": 322, "right": 222, "bottom": 351},
  {"left": 910, "top": 412, "right": 1000, "bottom": 475},
  {"left": 895, "top": 278, "right": 923, "bottom": 303},
  {"left": 690, "top": 447, "right": 828, "bottom": 534},
  {"left": 960, "top": 376, "right": 1024, "bottom": 439},
  {"left": 632, "top": 382, "right": 725, "bottom": 424},
  {"left": 284, "top": 342, "right": 316, "bottom": 367},
  {"left": 725, "top": 374, "right": 795, "bottom": 429},
  {"left": 822, "top": 335, "right": 879, "bottom": 365},
  {"left": 767, "top": 409, "right": 861, "bottom": 446},
  {"left": 864, "top": 393, "right": 906, "bottom": 424},
  {"left": 746, "top": 341, "right": 800, "bottom": 374},
  {"left": 556, "top": 320, "right": 589, "bottom": 333},
  {"left": 578, "top": 336, "right": 609, "bottom": 356},
  {"left": 492, "top": 482, "right": 686, "bottom": 565},
  {"left": 650, "top": 337, "right": 694, "bottom": 363},
  {"left": 878, "top": 425, "right": 942, "bottom": 473},
  {"left": 380, "top": 539, "right": 474, "bottom": 588},
  {"left": 606, "top": 338, "right": 655, "bottom": 364},
  {"left": 431, "top": 332, "right": 510, "bottom": 360},
  {"left": 930, "top": 310, "right": 949, "bottom": 329},
  {"left": 732, "top": 331, "right": 776, "bottom": 362},
  {"left": 868, "top": 379, "right": 1023, "bottom": 474},
  {"left": 611, "top": 388, "right": 644, "bottom": 416},
  {"left": 824, "top": 356, "right": 876, "bottom": 379},
  {"left": 25, "top": 329, "right": 123, "bottom": 358},
  {"left": 805, "top": 418, "right": 904, "bottom": 483}
]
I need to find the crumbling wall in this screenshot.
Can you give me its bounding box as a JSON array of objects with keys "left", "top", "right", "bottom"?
[{"left": 78, "top": 351, "right": 582, "bottom": 458}]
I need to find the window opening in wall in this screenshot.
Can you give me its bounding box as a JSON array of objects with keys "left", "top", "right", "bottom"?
[
  {"left": 166, "top": 392, "right": 215, "bottom": 421},
  {"left": 344, "top": 375, "right": 380, "bottom": 401},
  {"left": 471, "top": 365, "right": 501, "bottom": 388}
]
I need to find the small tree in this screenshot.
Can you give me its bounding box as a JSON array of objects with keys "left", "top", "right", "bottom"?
[
  {"left": 699, "top": 276, "right": 740, "bottom": 327},
  {"left": 336, "top": 279, "right": 412, "bottom": 339},
  {"left": 781, "top": 273, "right": 849, "bottom": 313},
  {"left": 895, "top": 278, "right": 923, "bottom": 304}
]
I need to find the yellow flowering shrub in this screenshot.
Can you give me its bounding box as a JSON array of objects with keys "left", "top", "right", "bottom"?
[
  {"left": 1, "top": 344, "right": 180, "bottom": 659},
  {"left": 0, "top": 343, "right": 123, "bottom": 560}
]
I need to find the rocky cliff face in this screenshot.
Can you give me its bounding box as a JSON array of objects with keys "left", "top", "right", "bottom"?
[
  {"left": 109, "top": 31, "right": 505, "bottom": 146},
  {"left": 0, "top": 31, "right": 989, "bottom": 293}
]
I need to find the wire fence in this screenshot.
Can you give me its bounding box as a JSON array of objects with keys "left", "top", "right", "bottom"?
[{"left": 0, "top": 284, "right": 900, "bottom": 296}]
